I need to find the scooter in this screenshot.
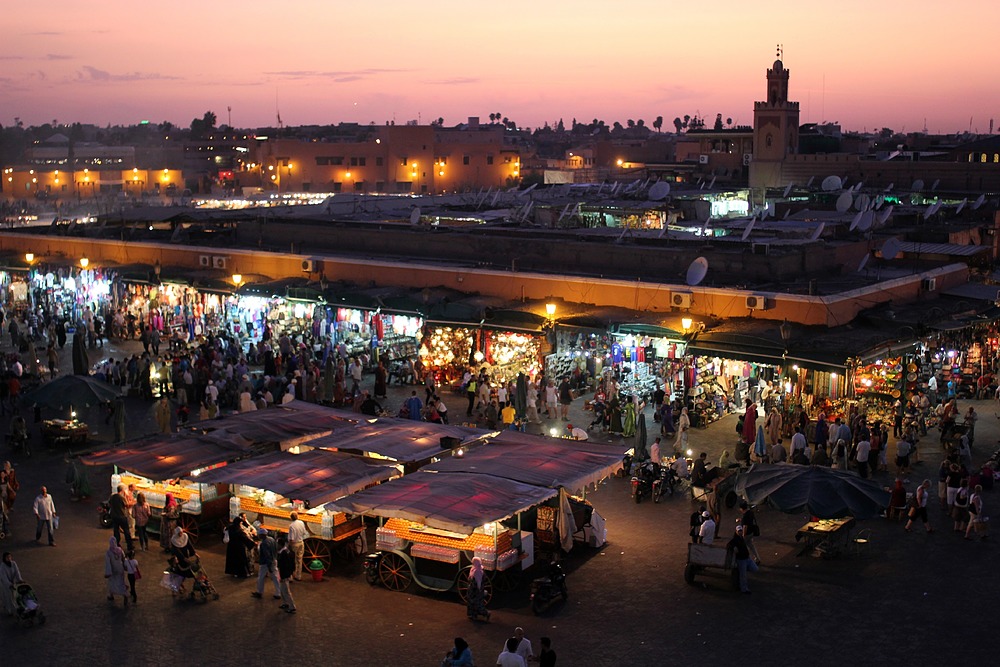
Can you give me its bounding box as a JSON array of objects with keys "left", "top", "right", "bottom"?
[
  {"left": 631, "top": 461, "right": 658, "bottom": 504},
  {"left": 363, "top": 552, "right": 383, "bottom": 586},
  {"left": 97, "top": 501, "right": 112, "bottom": 529},
  {"left": 530, "top": 561, "right": 567, "bottom": 614}
]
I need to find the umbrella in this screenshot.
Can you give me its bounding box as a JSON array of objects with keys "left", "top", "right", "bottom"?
[
  {"left": 23, "top": 374, "right": 122, "bottom": 412},
  {"left": 754, "top": 425, "right": 766, "bottom": 458},
  {"left": 635, "top": 413, "right": 648, "bottom": 460},
  {"left": 735, "top": 464, "right": 890, "bottom": 520}
]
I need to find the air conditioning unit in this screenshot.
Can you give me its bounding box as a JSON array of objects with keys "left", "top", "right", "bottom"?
[
  {"left": 212, "top": 256, "right": 227, "bottom": 270},
  {"left": 671, "top": 292, "right": 692, "bottom": 308},
  {"left": 199, "top": 255, "right": 211, "bottom": 267},
  {"left": 921, "top": 277, "right": 937, "bottom": 291},
  {"left": 746, "top": 295, "right": 769, "bottom": 310},
  {"left": 698, "top": 155, "right": 709, "bottom": 165},
  {"left": 301, "top": 259, "right": 315, "bottom": 273},
  {"left": 743, "top": 153, "right": 753, "bottom": 166}
]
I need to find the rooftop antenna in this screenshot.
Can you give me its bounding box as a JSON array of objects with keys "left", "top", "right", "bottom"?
[{"left": 275, "top": 90, "right": 284, "bottom": 131}]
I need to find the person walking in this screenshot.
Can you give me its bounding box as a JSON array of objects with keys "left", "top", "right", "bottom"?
[
  {"left": 107, "top": 485, "right": 134, "bottom": 552},
  {"left": 32, "top": 486, "right": 57, "bottom": 546},
  {"left": 738, "top": 501, "right": 761, "bottom": 564},
  {"left": 132, "top": 492, "right": 151, "bottom": 551},
  {"left": 251, "top": 527, "right": 282, "bottom": 601},
  {"left": 904, "top": 479, "right": 934, "bottom": 534},
  {"left": 287, "top": 511, "right": 307, "bottom": 580},
  {"left": 276, "top": 537, "right": 297, "bottom": 614},
  {"left": 727, "top": 525, "right": 758, "bottom": 594},
  {"left": 965, "top": 484, "right": 988, "bottom": 541},
  {"left": 123, "top": 548, "right": 140, "bottom": 605},
  {"left": 558, "top": 376, "right": 573, "bottom": 421},
  {"left": 0, "top": 551, "right": 23, "bottom": 617},
  {"left": 104, "top": 537, "right": 129, "bottom": 606},
  {"left": 465, "top": 556, "right": 490, "bottom": 621},
  {"left": 538, "top": 637, "right": 557, "bottom": 667}
]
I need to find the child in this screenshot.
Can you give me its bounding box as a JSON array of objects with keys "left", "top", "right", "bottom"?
[{"left": 124, "top": 549, "right": 140, "bottom": 604}]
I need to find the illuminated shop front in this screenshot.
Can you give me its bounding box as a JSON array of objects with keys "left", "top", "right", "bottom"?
[
  {"left": 608, "top": 324, "right": 686, "bottom": 402},
  {"left": 420, "top": 325, "right": 544, "bottom": 387},
  {"left": 29, "top": 266, "right": 115, "bottom": 321}
]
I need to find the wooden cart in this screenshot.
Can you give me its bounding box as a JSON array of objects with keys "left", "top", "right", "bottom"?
[
  {"left": 684, "top": 542, "right": 737, "bottom": 589},
  {"left": 116, "top": 472, "right": 229, "bottom": 545},
  {"left": 233, "top": 495, "right": 365, "bottom": 573},
  {"left": 367, "top": 517, "right": 527, "bottom": 602}
]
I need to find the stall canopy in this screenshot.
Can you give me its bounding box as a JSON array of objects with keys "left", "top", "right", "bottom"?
[
  {"left": 306, "top": 413, "right": 489, "bottom": 465},
  {"left": 193, "top": 449, "right": 398, "bottom": 506},
  {"left": 186, "top": 403, "right": 346, "bottom": 448},
  {"left": 328, "top": 470, "right": 556, "bottom": 535},
  {"left": 735, "top": 464, "right": 890, "bottom": 520},
  {"left": 423, "top": 431, "right": 626, "bottom": 493},
  {"left": 81, "top": 435, "right": 254, "bottom": 481}
]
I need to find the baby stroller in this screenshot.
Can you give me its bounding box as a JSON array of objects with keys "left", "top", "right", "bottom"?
[
  {"left": 167, "top": 555, "right": 219, "bottom": 602},
  {"left": 13, "top": 582, "right": 46, "bottom": 626}
]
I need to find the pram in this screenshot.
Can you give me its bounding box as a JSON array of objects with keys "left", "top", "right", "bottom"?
[
  {"left": 166, "top": 555, "right": 220, "bottom": 602},
  {"left": 13, "top": 582, "right": 46, "bottom": 625}
]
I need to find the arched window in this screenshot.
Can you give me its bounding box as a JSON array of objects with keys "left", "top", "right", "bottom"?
[
  {"left": 994, "top": 153, "right": 999, "bottom": 163},
  {"left": 981, "top": 153, "right": 988, "bottom": 163}
]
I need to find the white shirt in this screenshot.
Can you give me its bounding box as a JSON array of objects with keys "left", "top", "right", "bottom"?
[
  {"left": 514, "top": 638, "right": 533, "bottom": 661},
  {"left": 33, "top": 493, "right": 57, "bottom": 520},
  {"left": 569, "top": 427, "right": 589, "bottom": 441},
  {"left": 699, "top": 518, "right": 716, "bottom": 545},
  {"left": 287, "top": 519, "right": 308, "bottom": 543},
  {"left": 928, "top": 376, "right": 938, "bottom": 391},
  {"left": 790, "top": 432, "right": 807, "bottom": 452},
  {"left": 496, "top": 650, "right": 526, "bottom": 667},
  {"left": 856, "top": 440, "right": 871, "bottom": 462}
]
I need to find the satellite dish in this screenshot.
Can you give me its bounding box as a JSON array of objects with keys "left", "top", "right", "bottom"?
[
  {"left": 972, "top": 194, "right": 985, "bottom": 210},
  {"left": 648, "top": 181, "right": 671, "bottom": 201},
  {"left": 821, "top": 175, "right": 842, "bottom": 192},
  {"left": 931, "top": 178, "right": 940, "bottom": 192},
  {"left": 741, "top": 218, "right": 756, "bottom": 241},
  {"left": 835, "top": 192, "right": 853, "bottom": 213},
  {"left": 877, "top": 204, "right": 895, "bottom": 224},
  {"left": 858, "top": 211, "right": 874, "bottom": 231},
  {"left": 911, "top": 179, "right": 925, "bottom": 191},
  {"left": 782, "top": 183, "right": 793, "bottom": 198},
  {"left": 708, "top": 176, "right": 717, "bottom": 189},
  {"left": 922, "top": 204, "right": 935, "bottom": 220},
  {"left": 884, "top": 182, "right": 894, "bottom": 193},
  {"left": 700, "top": 218, "right": 710, "bottom": 236},
  {"left": 410, "top": 207, "right": 421, "bottom": 224},
  {"left": 856, "top": 194, "right": 871, "bottom": 211},
  {"left": 809, "top": 222, "right": 825, "bottom": 241},
  {"left": 783, "top": 209, "right": 790, "bottom": 219},
  {"left": 806, "top": 176, "right": 815, "bottom": 188},
  {"left": 853, "top": 181, "right": 864, "bottom": 192},
  {"left": 955, "top": 198, "right": 967, "bottom": 214},
  {"left": 881, "top": 238, "right": 901, "bottom": 260},
  {"left": 857, "top": 253, "right": 870, "bottom": 272},
  {"left": 849, "top": 211, "right": 863, "bottom": 231},
  {"left": 686, "top": 257, "right": 709, "bottom": 286}
]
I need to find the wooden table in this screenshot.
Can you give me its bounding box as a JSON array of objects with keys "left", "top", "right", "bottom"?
[
  {"left": 795, "top": 517, "right": 856, "bottom": 557},
  {"left": 41, "top": 420, "right": 89, "bottom": 446}
]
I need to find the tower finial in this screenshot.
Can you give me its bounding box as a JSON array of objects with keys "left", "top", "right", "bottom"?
[{"left": 776, "top": 43, "right": 783, "bottom": 60}]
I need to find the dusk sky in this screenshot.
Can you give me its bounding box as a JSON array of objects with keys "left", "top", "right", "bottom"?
[{"left": 5, "top": 1, "right": 999, "bottom": 134}]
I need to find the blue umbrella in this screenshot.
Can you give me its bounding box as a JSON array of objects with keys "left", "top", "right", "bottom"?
[{"left": 754, "top": 424, "right": 767, "bottom": 457}]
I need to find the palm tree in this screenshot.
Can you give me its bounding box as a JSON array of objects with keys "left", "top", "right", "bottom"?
[{"left": 653, "top": 116, "right": 663, "bottom": 132}]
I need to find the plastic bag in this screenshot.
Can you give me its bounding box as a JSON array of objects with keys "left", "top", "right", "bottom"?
[
  {"left": 53, "top": 515, "right": 60, "bottom": 530},
  {"left": 222, "top": 527, "right": 230, "bottom": 544}
]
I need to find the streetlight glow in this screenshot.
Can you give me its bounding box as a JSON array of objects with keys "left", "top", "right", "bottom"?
[{"left": 79, "top": 257, "right": 89, "bottom": 268}]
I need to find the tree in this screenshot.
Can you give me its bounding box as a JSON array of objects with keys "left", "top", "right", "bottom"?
[
  {"left": 683, "top": 114, "right": 691, "bottom": 128},
  {"left": 726, "top": 117, "right": 733, "bottom": 127},
  {"left": 673, "top": 117, "right": 683, "bottom": 133},
  {"left": 190, "top": 111, "right": 217, "bottom": 137},
  {"left": 714, "top": 114, "right": 724, "bottom": 130},
  {"left": 556, "top": 118, "right": 565, "bottom": 132},
  {"left": 612, "top": 121, "right": 624, "bottom": 132},
  {"left": 627, "top": 119, "right": 635, "bottom": 129},
  {"left": 653, "top": 116, "right": 663, "bottom": 132},
  {"left": 636, "top": 119, "right": 646, "bottom": 128}
]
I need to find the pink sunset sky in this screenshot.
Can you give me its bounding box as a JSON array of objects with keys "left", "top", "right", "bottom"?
[{"left": 4, "top": 0, "right": 999, "bottom": 134}]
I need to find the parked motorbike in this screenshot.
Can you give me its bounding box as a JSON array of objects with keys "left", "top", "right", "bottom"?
[
  {"left": 652, "top": 464, "right": 677, "bottom": 503},
  {"left": 363, "top": 552, "right": 384, "bottom": 586},
  {"left": 8, "top": 431, "right": 29, "bottom": 457},
  {"left": 97, "top": 501, "right": 112, "bottom": 529},
  {"left": 530, "top": 561, "right": 567, "bottom": 614},
  {"left": 631, "top": 461, "right": 659, "bottom": 504},
  {"left": 620, "top": 452, "right": 634, "bottom": 478}
]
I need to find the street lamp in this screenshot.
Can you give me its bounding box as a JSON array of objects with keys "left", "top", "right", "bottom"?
[
  {"left": 24, "top": 252, "right": 34, "bottom": 264},
  {"left": 80, "top": 257, "right": 90, "bottom": 269},
  {"left": 545, "top": 303, "right": 557, "bottom": 317},
  {"left": 231, "top": 273, "right": 243, "bottom": 287},
  {"left": 681, "top": 317, "right": 693, "bottom": 333}
]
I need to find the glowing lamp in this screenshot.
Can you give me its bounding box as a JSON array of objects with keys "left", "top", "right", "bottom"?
[
  {"left": 79, "top": 257, "right": 89, "bottom": 268},
  {"left": 681, "top": 317, "right": 693, "bottom": 331},
  {"left": 231, "top": 273, "right": 243, "bottom": 286},
  {"left": 24, "top": 253, "right": 34, "bottom": 263},
  {"left": 545, "top": 303, "right": 556, "bottom": 317}
]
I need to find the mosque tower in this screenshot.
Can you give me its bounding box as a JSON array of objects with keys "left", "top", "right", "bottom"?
[{"left": 750, "top": 45, "right": 800, "bottom": 190}]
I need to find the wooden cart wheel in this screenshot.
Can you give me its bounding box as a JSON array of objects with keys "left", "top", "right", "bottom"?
[
  {"left": 456, "top": 565, "right": 493, "bottom": 605},
  {"left": 378, "top": 552, "right": 412, "bottom": 592},
  {"left": 178, "top": 514, "right": 200, "bottom": 544},
  {"left": 492, "top": 565, "right": 521, "bottom": 593},
  {"left": 304, "top": 538, "right": 332, "bottom": 573}
]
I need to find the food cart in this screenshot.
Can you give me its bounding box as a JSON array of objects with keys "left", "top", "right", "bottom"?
[
  {"left": 331, "top": 471, "right": 555, "bottom": 603},
  {"left": 82, "top": 435, "right": 258, "bottom": 544},
  {"left": 40, "top": 419, "right": 89, "bottom": 447},
  {"left": 191, "top": 448, "right": 399, "bottom": 571}
]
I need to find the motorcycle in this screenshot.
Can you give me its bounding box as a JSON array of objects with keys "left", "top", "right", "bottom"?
[
  {"left": 652, "top": 464, "right": 678, "bottom": 503},
  {"left": 363, "top": 552, "right": 383, "bottom": 586},
  {"left": 631, "top": 460, "right": 659, "bottom": 504},
  {"left": 530, "top": 561, "right": 567, "bottom": 614},
  {"left": 97, "top": 501, "right": 112, "bottom": 529}
]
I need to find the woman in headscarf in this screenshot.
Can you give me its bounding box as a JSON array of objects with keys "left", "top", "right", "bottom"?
[
  {"left": 608, "top": 394, "right": 623, "bottom": 435},
  {"left": 465, "top": 556, "right": 490, "bottom": 621},
  {"left": 741, "top": 402, "right": 758, "bottom": 445},
  {"left": 373, "top": 360, "right": 388, "bottom": 400},
  {"left": 159, "top": 493, "right": 180, "bottom": 552},
  {"left": 0, "top": 552, "right": 23, "bottom": 617},
  {"left": 622, "top": 396, "right": 637, "bottom": 438},
  {"left": 443, "top": 637, "right": 474, "bottom": 666},
  {"left": 104, "top": 537, "right": 129, "bottom": 606},
  {"left": 225, "top": 513, "right": 256, "bottom": 578},
  {"left": 674, "top": 407, "right": 690, "bottom": 455},
  {"left": 169, "top": 527, "right": 198, "bottom": 587},
  {"left": 764, "top": 407, "right": 782, "bottom": 447}
]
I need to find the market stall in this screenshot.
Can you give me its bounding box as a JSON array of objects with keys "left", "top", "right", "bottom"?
[
  {"left": 330, "top": 471, "right": 556, "bottom": 602},
  {"left": 193, "top": 448, "right": 400, "bottom": 569},
  {"left": 420, "top": 322, "right": 546, "bottom": 389},
  {"left": 28, "top": 265, "right": 116, "bottom": 323},
  {"left": 82, "top": 435, "right": 258, "bottom": 543},
  {"left": 185, "top": 402, "right": 346, "bottom": 450},
  {"left": 607, "top": 324, "right": 686, "bottom": 402}
]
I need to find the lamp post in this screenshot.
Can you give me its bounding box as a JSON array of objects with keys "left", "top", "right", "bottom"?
[{"left": 80, "top": 257, "right": 90, "bottom": 269}]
